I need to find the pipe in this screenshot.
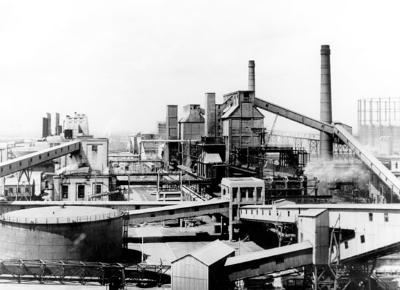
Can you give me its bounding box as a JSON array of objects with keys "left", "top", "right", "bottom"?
[
  {"left": 320, "top": 45, "right": 333, "bottom": 159},
  {"left": 248, "top": 60, "right": 255, "bottom": 92}
]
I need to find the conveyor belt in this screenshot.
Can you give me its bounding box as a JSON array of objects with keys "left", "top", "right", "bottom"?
[
  {"left": 0, "top": 140, "right": 81, "bottom": 178},
  {"left": 255, "top": 97, "right": 400, "bottom": 199},
  {"left": 334, "top": 124, "right": 400, "bottom": 199}
]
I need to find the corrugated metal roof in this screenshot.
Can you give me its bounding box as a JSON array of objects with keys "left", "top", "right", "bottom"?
[
  {"left": 172, "top": 240, "right": 235, "bottom": 266},
  {"left": 225, "top": 241, "right": 312, "bottom": 267}
]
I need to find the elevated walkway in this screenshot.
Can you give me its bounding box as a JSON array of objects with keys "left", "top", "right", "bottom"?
[
  {"left": 0, "top": 140, "right": 81, "bottom": 178},
  {"left": 127, "top": 199, "right": 229, "bottom": 224},
  {"left": 224, "top": 241, "right": 313, "bottom": 281}
]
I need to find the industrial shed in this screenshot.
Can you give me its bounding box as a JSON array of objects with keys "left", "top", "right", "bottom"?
[{"left": 171, "top": 240, "right": 235, "bottom": 290}]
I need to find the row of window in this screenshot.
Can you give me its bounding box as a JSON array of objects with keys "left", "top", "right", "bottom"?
[
  {"left": 344, "top": 234, "right": 366, "bottom": 249},
  {"left": 231, "top": 187, "right": 263, "bottom": 201},
  {"left": 368, "top": 212, "right": 389, "bottom": 222},
  {"left": 5, "top": 186, "right": 31, "bottom": 195},
  {"left": 61, "top": 184, "right": 102, "bottom": 199}
]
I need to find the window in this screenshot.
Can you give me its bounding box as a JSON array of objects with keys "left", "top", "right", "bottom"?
[
  {"left": 95, "top": 184, "right": 102, "bottom": 194},
  {"left": 360, "top": 235, "right": 365, "bottom": 243},
  {"left": 288, "top": 211, "right": 290, "bottom": 217},
  {"left": 232, "top": 187, "right": 238, "bottom": 201},
  {"left": 25, "top": 187, "right": 30, "bottom": 194},
  {"left": 300, "top": 233, "right": 303, "bottom": 242},
  {"left": 256, "top": 187, "right": 262, "bottom": 200},
  {"left": 240, "top": 188, "right": 247, "bottom": 200},
  {"left": 92, "top": 145, "right": 98, "bottom": 152},
  {"left": 269, "top": 210, "right": 271, "bottom": 215},
  {"left": 77, "top": 185, "right": 85, "bottom": 199},
  {"left": 345, "top": 241, "right": 349, "bottom": 249},
  {"left": 17, "top": 187, "right": 21, "bottom": 193},
  {"left": 369, "top": 213, "right": 373, "bottom": 221},
  {"left": 62, "top": 185, "right": 68, "bottom": 199},
  {"left": 8, "top": 188, "right": 13, "bottom": 194},
  {"left": 384, "top": 212, "right": 389, "bottom": 222},
  {"left": 247, "top": 188, "right": 254, "bottom": 199}
]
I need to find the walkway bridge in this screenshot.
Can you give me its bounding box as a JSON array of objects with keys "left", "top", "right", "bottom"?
[
  {"left": 255, "top": 97, "right": 400, "bottom": 201},
  {"left": 224, "top": 241, "right": 313, "bottom": 281},
  {"left": 127, "top": 199, "right": 229, "bottom": 224},
  {"left": 240, "top": 203, "right": 400, "bottom": 263}
]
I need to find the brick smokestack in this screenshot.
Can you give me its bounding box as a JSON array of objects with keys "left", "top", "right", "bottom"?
[
  {"left": 205, "top": 92, "right": 216, "bottom": 137},
  {"left": 320, "top": 45, "right": 333, "bottom": 159},
  {"left": 248, "top": 60, "right": 255, "bottom": 92}
]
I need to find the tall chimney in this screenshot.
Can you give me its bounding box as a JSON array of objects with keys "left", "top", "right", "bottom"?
[
  {"left": 46, "top": 112, "right": 52, "bottom": 136},
  {"left": 248, "top": 60, "right": 255, "bottom": 92},
  {"left": 320, "top": 45, "right": 333, "bottom": 159},
  {"left": 205, "top": 92, "right": 216, "bottom": 137},
  {"left": 55, "top": 112, "right": 60, "bottom": 135},
  {"left": 42, "top": 117, "right": 48, "bottom": 138}
]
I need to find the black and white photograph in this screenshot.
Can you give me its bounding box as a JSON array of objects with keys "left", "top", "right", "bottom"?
[{"left": 0, "top": 0, "right": 399, "bottom": 289}]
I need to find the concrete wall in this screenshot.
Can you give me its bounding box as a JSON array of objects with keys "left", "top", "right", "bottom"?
[{"left": 0, "top": 217, "right": 122, "bottom": 261}]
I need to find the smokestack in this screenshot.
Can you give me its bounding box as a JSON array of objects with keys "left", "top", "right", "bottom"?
[
  {"left": 46, "top": 112, "right": 52, "bottom": 136},
  {"left": 320, "top": 45, "right": 333, "bottom": 159},
  {"left": 42, "top": 117, "right": 48, "bottom": 138},
  {"left": 205, "top": 92, "right": 216, "bottom": 137},
  {"left": 248, "top": 60, "right": 255, "bottom": 92},
  {"left": 55, "top": 112, "right": 60, "bottom": 135}
]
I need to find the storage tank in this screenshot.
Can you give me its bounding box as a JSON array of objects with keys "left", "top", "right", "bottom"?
[{"left": 0, "top": 206, "right": 122, "bottom": 261}]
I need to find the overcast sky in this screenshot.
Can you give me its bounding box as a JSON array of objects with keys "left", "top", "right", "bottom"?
[{"left": 1, "top": 0, "right": 400, "bottom": 138}]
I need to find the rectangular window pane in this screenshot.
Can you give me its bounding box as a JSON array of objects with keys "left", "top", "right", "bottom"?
[
  {"left": 232, "top": 187, "right": 238, "bottom": 201},
  {"left": 62, "top": 185, "right": 68, "bottom": 199},
  {"left": 360, "top": 235, "right": 365, "bottom": 243},
  {"left": 78, "top": 185, "right": 85, "bottom": 199}
]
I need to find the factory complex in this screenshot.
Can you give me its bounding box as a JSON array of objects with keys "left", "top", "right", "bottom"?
[{"left": 1, "top": 45, "right": 400, "bottom": 290}]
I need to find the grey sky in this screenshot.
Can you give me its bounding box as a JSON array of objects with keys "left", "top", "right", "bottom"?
[{"left": 0, "top": 0, "right": 399, "bottom": 138}]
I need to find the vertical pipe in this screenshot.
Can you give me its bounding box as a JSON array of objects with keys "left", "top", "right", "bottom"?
[
  {"left": 248, "top": 60, "right": 255, "bottom": 92},
  {"left": 320, "top": 45, "right": 333, "bottom": 159}
]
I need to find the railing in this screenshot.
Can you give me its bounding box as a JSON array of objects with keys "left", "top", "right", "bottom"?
[
  {"left": 0, "top": 211, "right": 121, "bottom": 224},
  {"left": 0, "top": 259, "right": 171, "bottom": 287}
]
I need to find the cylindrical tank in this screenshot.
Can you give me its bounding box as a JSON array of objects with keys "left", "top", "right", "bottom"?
[{"left": 0, "top": 206, "right": 122, "bottom": 261}]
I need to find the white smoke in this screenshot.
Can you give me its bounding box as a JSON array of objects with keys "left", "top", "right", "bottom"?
[{"left": 304, "top": 159, "right": 369, "bottom": 184}]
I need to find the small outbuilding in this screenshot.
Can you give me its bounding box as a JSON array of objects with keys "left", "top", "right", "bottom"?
[{"left": 171, "top": 240, "right": 235, "bottom": 290}]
